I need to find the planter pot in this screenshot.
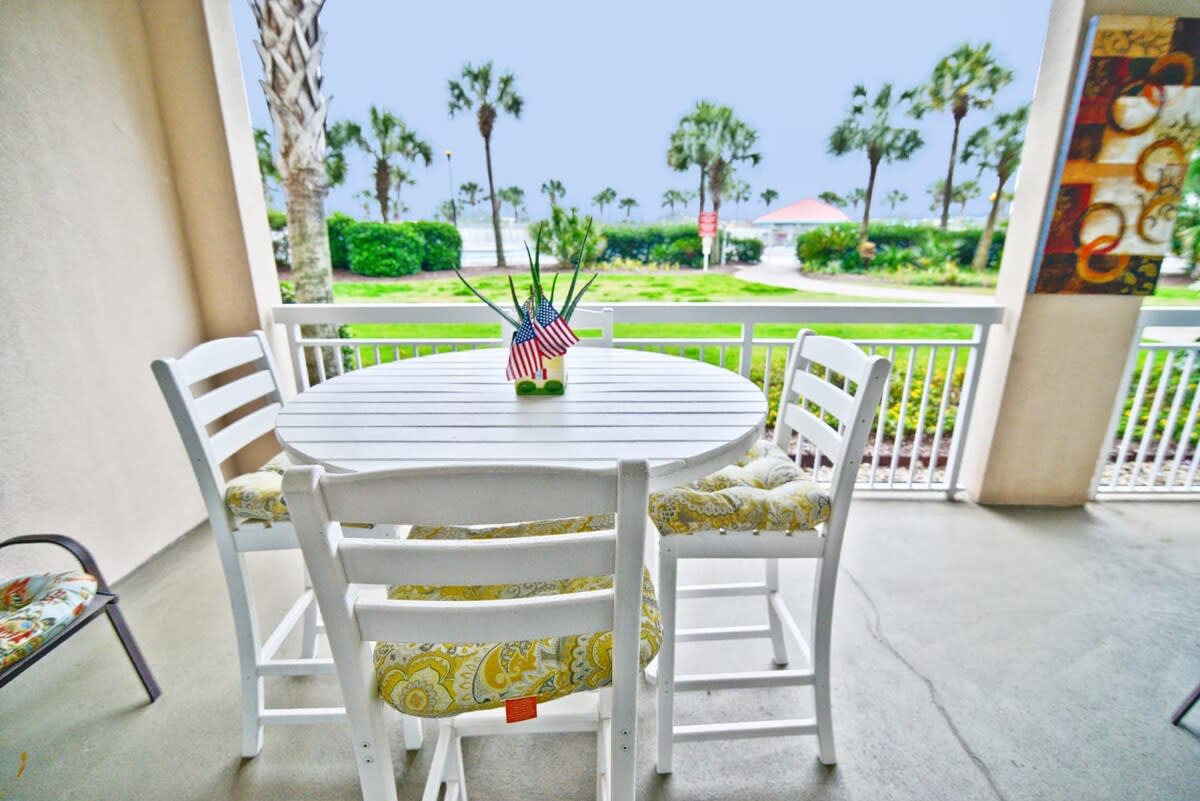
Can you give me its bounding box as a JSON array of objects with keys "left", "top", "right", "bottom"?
[{"left": 514, "top": 355, "right": 566, "bottom": 395}]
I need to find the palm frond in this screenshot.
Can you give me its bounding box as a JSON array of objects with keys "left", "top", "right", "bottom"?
[{"left": 452, "top": 268, "right": 520, "bottom": 328}]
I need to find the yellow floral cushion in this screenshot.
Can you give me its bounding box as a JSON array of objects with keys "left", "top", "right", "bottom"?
[
  {"left": 1, "top": 572, "right": 97, "bottom": 668},
  {"left": 224, "top": 453, "right": 292, "bottom": 523},
  {"left": 374, "top": 515, "right": 661, "bottom": 718},
  {"left": 648, "top": 439, "right": 832, "bottom": 535}
]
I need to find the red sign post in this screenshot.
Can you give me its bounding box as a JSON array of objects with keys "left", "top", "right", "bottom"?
[{"left": 698, "top": 211, "right": 718, "bottom": 238}]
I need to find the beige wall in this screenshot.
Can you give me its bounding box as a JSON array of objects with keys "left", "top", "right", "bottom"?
[
  {"left": 963, "top": 0, "right": 1194, "bottom": 505},
  {"left": 0, "top": 0, "right": 283, "bottom": 579}
]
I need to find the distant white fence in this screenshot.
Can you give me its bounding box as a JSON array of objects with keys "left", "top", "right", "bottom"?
[
  {"left": 274, "top": 302, "right": 1003, "bottom": 497},
  {"left": 1093, "top": 307, "right": 1200, "bottom": 497}
]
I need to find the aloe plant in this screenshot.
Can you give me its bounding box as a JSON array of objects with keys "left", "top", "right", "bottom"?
[{"left": 453, "top": 221, "right": 596, "bottom": 327}]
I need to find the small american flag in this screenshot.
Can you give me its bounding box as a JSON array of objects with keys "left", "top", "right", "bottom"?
[
  {"left": 506, "top": 314, "right": 543, "bottom": 380},
  {"left": 531, "top": 298, "right": 579, "bottom": 356}
]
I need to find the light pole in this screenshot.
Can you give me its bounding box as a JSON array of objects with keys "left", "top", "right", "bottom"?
[{"left": 445, "top": 149, "right": 457, "bottom": 228}]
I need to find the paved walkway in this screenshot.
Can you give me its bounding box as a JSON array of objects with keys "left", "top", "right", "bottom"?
[{"left": 734, "top": 247, "right": 994, "bottom": 304}]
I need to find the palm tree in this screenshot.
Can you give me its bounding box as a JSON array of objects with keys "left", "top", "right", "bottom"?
[
  {"left": 818, "top": 191, "right": 846, "bottom": 208},
  {"left": 389, "top": 166, "right": 415, "bottom": 220},
  {"left": 336, "top": 107, "right": 432, "bottom": 222},
  {"left": 541, "top": 179, "right": 566, "bottom": 208},
  {"left": 661, "top": 189, "right": 688, "bottom": 214},
  {"left": 962, "top": 105, "right": 1028, "bottom": 270},
  {"left": 667, "top": 101, "right": 761, "bottom": 217},
  {"left": 448, "top": 61, "right": 524, "bottom": 267},
  {"left": 253, "top": 127, "right": 279, "bottom": 202},
  {"left": 845, "top": 188, "right": 867, "bottom": 210},
  {"left": 498, "top": 186, "right": 525, "bottom": 221},
  {"left": 910, "top": 43, "right": 1013, "bottom": 229},
  {"left": 760, "top": 188, "right": 779, "bottom": 208},
  {"left": 885, "top": 189, "right": 909, "bottom": 210},
  {"left": 828, "top": 83, "right": 924, "bottom": 241},
  {"left": 250, "top": 0, "right": 336, "bottom": 379},
  {"left": 727, "top": 180, "right": 752, "bottom": 209},
  {"left": 926, "top": 179, "right": 979, "bottom": 216},
  {"left": 459, "top": 181, "right": 483, "bottom": 207},
  {"left": 619, "top": 197, "right": 639, "bottom": 220},
  {"left": 592, "top": 187, "right": 617, "bottom": 217}
]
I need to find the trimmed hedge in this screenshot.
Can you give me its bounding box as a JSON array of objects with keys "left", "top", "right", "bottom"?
[
  {"left": 649, "top": 236, "right": 704, "bottom": 268},
  {"left": 600, "top": 224, "right": 697, "bottom": 263},
  {"left": 346, "top": 221, "right": 424, "bottom": 277},
  {"left": 731, "top": 237, "right": 763, "bottom": 264},
  {"left": 796, "top": 222, "right": 1007, "bottom": 272},
  {"left": 327, "top": 213, "right": 355, "bottom": 270},
  {"left": 413, "top": 220, "right": 462, "bottom": 271}
]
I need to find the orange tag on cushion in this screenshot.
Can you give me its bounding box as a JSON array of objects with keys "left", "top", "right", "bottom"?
[{"left": 505, "top": 696, "right": 537, "bottom": 723}]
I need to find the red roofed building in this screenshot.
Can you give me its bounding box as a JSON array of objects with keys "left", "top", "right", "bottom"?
[{"left": 752, "top": 198, "right": 850, "bottom": 245}]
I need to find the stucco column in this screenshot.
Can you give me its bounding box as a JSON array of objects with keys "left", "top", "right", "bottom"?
[{"left": 962, "top": 0, "right": 1193, "bottom": 505}]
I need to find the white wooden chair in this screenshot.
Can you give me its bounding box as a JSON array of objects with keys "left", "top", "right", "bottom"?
[
  {"left": 571, "top": 306, "right": 614, "bottom": 347},
  {"left": 648, "top": 330, "right": 890, "bottom": 771},
  {"left": 282, "top": 461, "right": 651, "bottom": 801},
  {"left": 152, "top": 332, "right": 421, "bottom": 757}
]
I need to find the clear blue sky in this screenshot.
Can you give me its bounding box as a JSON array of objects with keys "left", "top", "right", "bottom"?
[{"left": 231, "top": 0, "right": 1053, "bottom": 223}]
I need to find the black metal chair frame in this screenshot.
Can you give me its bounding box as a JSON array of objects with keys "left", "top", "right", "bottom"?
[
  {"left": 1173, "top": 681, "right": 1200, "bottom": 727},
  {"left": 0, "top": 534, "right": 160, "bottom": 701}
]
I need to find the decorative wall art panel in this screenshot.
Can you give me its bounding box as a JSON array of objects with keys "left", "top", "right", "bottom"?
[{"left": 1032, "top": 15, "right": 1200, "bottom": 294}]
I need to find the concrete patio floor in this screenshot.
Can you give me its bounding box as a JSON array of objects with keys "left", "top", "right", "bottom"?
[{"left": 2, "top": 499, "right": 1198, "bottom": 800}]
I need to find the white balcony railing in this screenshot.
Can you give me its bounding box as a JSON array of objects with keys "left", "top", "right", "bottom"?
[
  {"left": 274, "top": 302, "right": 1003, "bottom": 498},
  {"left": 1093, "top": 306, "right": 1200, "bottom": 497}
]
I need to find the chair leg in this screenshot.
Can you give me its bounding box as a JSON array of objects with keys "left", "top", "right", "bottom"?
[
  {"left": 212, "top": 543, "right": 267, "bottom": 757},
  {"left": 300, "top": 564, "right": 319, "bottom": 660},
  {"left": 764, "top": 558, "right": 789, "bottom": 667},
  {"left": 655, "top": 540, "right": 677, "bottom": 775},
  {"left": 103, "top": 601, "right": 161, "bottom": 702},
  {"left": 444, "top": 728, "right": 468, "bottom": 801},
  {"left": 401, "top": 711, "right": 425, "bottom": 751},
  {"left": 811, "top": 558, "right": 837, "bottom": 766},
  {"left": 350, "top": 698, "right": 399, "bottom": 801}
]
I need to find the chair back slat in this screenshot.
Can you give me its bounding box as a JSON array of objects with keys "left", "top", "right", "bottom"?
[
  {"left": 788, "top": 370, "right": 854, "bottom": 422},
  {"left": 209, "top": 403, "right": 282, "bottom": 465},
  {"left": 354, "top": 590, "right": 615, "bottom": 644},
  {"left": 317, "top": 464, "right": 620, "bottom": 526},
  {"left": 175, "top": 336, "right": 267, "bottom": 386},
  {"left": 773, "top": 330, "right": 892, "bottom": 512},
  {"left": 782, "top": 405, "right": 842, "bottom": 458},
  {"left": 571, "top": 307, "right": 614, "bottom": 348},
  {"left": 193, "top": 369, "right": 278, "bottom": 426},
  {"left": 338, "top": 531, "right": 617, "bottom": 588},
  {"left": 284, "top": 459, "right": 648, "bottom": 686}
]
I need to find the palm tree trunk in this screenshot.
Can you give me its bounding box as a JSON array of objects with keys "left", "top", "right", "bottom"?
[
  {"left": 252, "top": 0, "right": 338, "bottom": 383},
  {"left": 697, "top": 168, "right": 707, "bottom": 215},
  {"left": 861, "top": 159, "right": 880, "bottom": 242},
  {"left": 374, "top": 159, "right": 390, "bottom": 222},
  {"left": 941, "top": 114, "right": 964, "bottom": 230},
  {"left": 483, "top": 134, "right": 506, "bottom": 267},
  {"left": 972, "top": 175, "right": 1007, "bottom": 271}
]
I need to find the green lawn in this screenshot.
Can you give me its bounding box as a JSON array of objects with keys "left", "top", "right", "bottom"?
[{"left": 1144, "top": 284, "right": 1200, "bottom": 305}]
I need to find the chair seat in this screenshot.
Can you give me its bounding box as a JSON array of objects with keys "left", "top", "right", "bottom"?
[
  {"left": 224, "top": 452, "right": 292, "bottom": 523},
  {"left": 0, "top": 572, "right": 98, "bottom": 668},
  {"left": 375, "top": 515, "right": 661, "bottom": 718},
  {"left": 649, "top": 439, "right": 832, "bottom": 535}
]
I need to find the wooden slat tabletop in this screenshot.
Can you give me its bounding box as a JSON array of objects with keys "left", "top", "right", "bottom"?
[{"left": 276, "top": 348, "right": 767, "bottom": 489}]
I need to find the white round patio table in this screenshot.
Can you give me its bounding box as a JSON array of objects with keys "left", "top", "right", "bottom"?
[{"left": 275, "top": 347, "right": 766, "bottom": 491}]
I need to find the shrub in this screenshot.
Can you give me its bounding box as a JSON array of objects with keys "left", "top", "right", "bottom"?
[
  {"left": 278, "top": 280, "right": 295, "bottom": 303},
  {"left": 529, "top": 207, "right": 606, "bottom": 267},
  {"left": 327, "top": 213, "right": 355, "bottom": 270},
  {"left": 730, "top": 237, "right": 764, "bottom": 264},
  {"left": 600, "top": 224, "right": 697, "bottom": 263},
  {"left": 267, "top": 208, "right": 287, "bottom": 231},
  {"left": 660, "top": 236, "right": 704, "bottom": 268},
  {"left": 346, "top": 221, "right": 425, "bottom": 277},
  {"left": 413, "top": 220, "right": 462, "bottom": 271},
  {"left": 795, "top": 222, "right": 1008, "bottom": 272}
]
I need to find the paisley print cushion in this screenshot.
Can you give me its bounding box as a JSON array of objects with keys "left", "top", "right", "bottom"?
[
  {"left": 0, "top": 572, "right": 97, "bottom": 668},
  {"left": 648, "top": 439, "right": 832, "bottom": 535},
  {"left": 224, "top": 453, "right": 293, "bottom": 523},
  {"left": 375, "top": 515, "right": 661, "bottom": 718}
]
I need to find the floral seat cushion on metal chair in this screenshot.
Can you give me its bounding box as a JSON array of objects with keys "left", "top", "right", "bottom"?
[
  {"left": 224, "top": 452, "right": 293, "bottom": 523},
  {"left": 376, "top": 515, "right": 662, "bottom": 717},
  {"left": 0, "top": 572, "right": 97, "bottom": 668},
  {"left": 648, "top": 440, "right": 832, "bottom": 535}
]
